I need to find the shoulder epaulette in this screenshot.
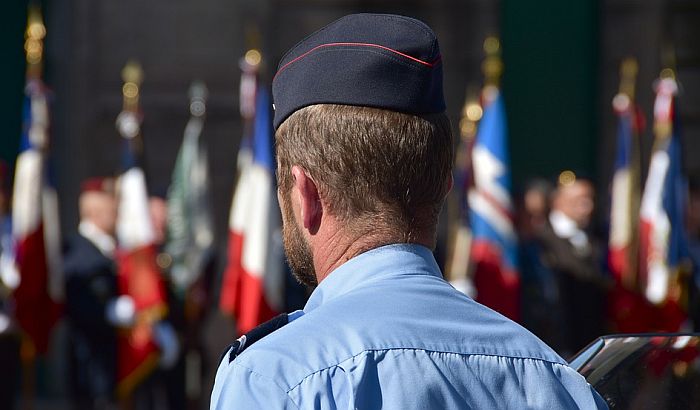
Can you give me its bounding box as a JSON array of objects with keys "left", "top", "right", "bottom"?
[{"left": 218, "top": 313, "right": 289, "bottom": 365}]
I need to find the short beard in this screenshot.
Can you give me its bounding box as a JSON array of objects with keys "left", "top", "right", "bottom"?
[{"left": 281, "top": 191, "right": 318, "bottom": 288}]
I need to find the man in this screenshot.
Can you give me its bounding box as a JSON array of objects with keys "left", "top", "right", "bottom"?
[
  {"left": 64, "top": 177, "right": 125, "bottom": 409},
  {"left": 518, "top": 179, "right": 561, "bottom": 349},
  {"left": 211, "top": 14, "right": 607, "bottom": 409},
  {"left": 534, "top": 173, "right": 611, "bottom": 358}
]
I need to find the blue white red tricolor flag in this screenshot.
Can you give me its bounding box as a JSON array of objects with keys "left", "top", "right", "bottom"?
[
  {"left": 608, "top": 92, "right": 640, "bottom": 285},
  {"left": 468, "top": 87, "right": 520, "bottom": 321},
  {"left": 220, "top": 87, "right": 285, "bottom": 335},
  {"left": 114, "top": 111, "right": 168, "bottom": 397},
  {"left": 11, "top": 79, "right": 62, "bottom": 354},
  {"left": 638, "top": 75, "right": 688, "bottom": 330}
]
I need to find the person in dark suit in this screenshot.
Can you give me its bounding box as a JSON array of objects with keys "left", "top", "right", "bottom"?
[
  {"left": 533, "top": 173, "right": 611, "bottom": 359},
  {"left": 64, "top": 177, "right": 132, "bottom": 409}
]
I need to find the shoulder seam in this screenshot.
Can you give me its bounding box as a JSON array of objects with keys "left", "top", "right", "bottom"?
[
  {"left": 232, "top": 362, "right": 302, "bottom": 409},
  {"left": 286, "top": 347, "right": 568, "bottom": 393}
]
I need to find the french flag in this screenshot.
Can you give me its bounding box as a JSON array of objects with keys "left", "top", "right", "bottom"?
[
  {"left": 607, "top": 85, "right": 651, "bottom": 333},
  {"left": 608, "top": 92, "right": 639, "bottom": 285},
  {"left": 468, "top": 88, "right": 520, "bottom": 321},
  {"left": 11, "top": 79, "right": 62, "bottom": 354},
  {"left": 220, "top": 87, "right": 284, "bottom": 335},
  {"left": 114, "top": 115, "right": 168, "bottom": 397},
  {"left": 639, "top": 75, "right": 687, "bottom": 330}
]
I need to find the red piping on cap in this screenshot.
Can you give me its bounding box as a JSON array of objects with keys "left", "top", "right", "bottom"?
[{"left": 274, "top": 42, "right": 441, "bottom": 80}]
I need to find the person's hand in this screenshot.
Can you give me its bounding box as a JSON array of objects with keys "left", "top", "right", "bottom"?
[
  {"left": 105, "top": 295, "right": 136, "bottom": 326},
  {"left": 153, "top": 321, "right": 180, "bottom": 369},
  {"left": 0, "top": 252, "right": 20, "bottom": 292}
]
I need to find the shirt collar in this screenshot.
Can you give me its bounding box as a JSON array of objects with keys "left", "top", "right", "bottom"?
[
  {"left": 79, "top": 220, "right": 116, "bottom": 257},
  {"left": 303, "top": 243, "right": 442, "bottom": 313},
  {"left": 549, "top": 210, "right": 579, "bottom": 238},
  {"left": 548, "top": 210, "right": 589, "bottom": 250}
]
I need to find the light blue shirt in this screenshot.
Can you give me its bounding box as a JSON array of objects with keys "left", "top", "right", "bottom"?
[{"left": 211, "top": 244, "right": 607, "bottom": 409}]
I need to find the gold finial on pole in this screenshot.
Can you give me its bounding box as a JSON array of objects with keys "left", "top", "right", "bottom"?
[
  {"left": 243, "top": 49, "right": 262, "bottom": 68},
  {"left": 612, "top": 58, "right": 638, "bottom": 113},
  {"left": 241, "top": 25, "right": 262, "bottom": 71},
  {"left": 121, "top": 60, "right": 144, "bottom": 112},
  {"left": 117, "top": 60, "right": 144, "bottom": 139},
  {"left": 25, "top": 5, "right": 46, "bottom": 79},
  {"left": 619, "top": 58, "right": 638, "bottom": 100},
  {"left": 459, "top": 86, "right": 482, "bottom": 142},
  {"left": 558, "top": 170, "right": 577, "bottom": 187},
  {"left": 482, "top": 36, "right": 503, "bottom": 89},
  {"left": 660, "top": 41, "right": 676, "bottom": 77},
  {"left": 239, "top": 48, "right": 262, "bottom": 121},
  {"left": 659, "top": 67, "right": 676, "bottom": 81},
  {"left": 652, "top": 67, "right": 678, "bottom": 141}
]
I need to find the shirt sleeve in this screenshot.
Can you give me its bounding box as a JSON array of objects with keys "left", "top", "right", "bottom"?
[{"left": 210, "top": 352, "right": 300, "bottom": 410}]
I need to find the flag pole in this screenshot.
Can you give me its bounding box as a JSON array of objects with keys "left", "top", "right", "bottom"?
[
  {"left": 614, "top": 58, "right": 641, "bottom": 290},
  {"left": 20, "top": 6, "right": 46, "bottom": 409},
  {"left": 24, "top": 5, "right": 45, "bottom": 81},
  {"left": 618, "top": 58, "right": 638, "bottom": 101},
  {"left": 445, "top": 87, "right": 479, "bottom": 287},
  {"left": 116, "top": 60, "right": 144, "bottom": 171},
  {"left": 115, "top": 60, "right": 156, "bottom": 407},
  {"left": 239, "top": 49, "right": 261, "bottom": 139},
  {"left": 481, "top": 36, "right": 502, "bottom": 103},
  {"left": 183, "top": 81, "right": 208, "bottom": 403}
]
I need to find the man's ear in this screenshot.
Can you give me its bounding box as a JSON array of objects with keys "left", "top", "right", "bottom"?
[{"left": 291, "top": 166, "right": 322, "bottom": 234}]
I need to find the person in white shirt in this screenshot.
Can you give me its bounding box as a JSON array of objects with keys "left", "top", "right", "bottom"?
[
  {"left": 64, "top": 177, "right": 123, "bottom": 409},
  {"left": 534, "top": 173, "right": 611, "bottom": 358}
]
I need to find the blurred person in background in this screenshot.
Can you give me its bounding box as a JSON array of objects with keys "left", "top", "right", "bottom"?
[
  {"left": 533, "top": 172, "right": 611, "bottom": 358},
  {"left": 128, "top": 194, "right": 182, "bottom": 410},
  {"left": 149, "top": 196, "right": 168, "bottom": 247},
  {"left": 152, "top": 187, "right": 216, "bottom": 409},
  {"left": 517, "top": 179, "right": 562, "bottom": 349},
  {"left": 64, "top": 177, "right": 123, "bottom": 409},
  {"left": 518, "top": 179, "right": 553, "bottom": 240}
]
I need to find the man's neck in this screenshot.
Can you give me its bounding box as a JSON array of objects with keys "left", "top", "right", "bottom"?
[{"left": 311, "top": 219, "right": 434, "bottom": 284}]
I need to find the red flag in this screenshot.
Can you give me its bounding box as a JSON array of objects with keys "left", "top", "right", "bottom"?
[
  {"left": 638, "top": 74, "right": 688, "bottom": 332},
  {"left": 220, "top": 86, "right": 284, "bottom": 335},
  {"left": 608, "top": 90, "right": 640, "bottom": 285},
  {"left": 113, "top": 71, "right": 168, "bottom": 395},
  {"left": 11, "top": 80, "right": 62, "bottom": 354},
  {"left": 606, "top": 63, "right": 650, "bottom": 333},
  {"left": 114, "top": 160, "right": 168, "bottom": 398}
]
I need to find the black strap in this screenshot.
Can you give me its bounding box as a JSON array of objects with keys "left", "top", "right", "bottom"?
[{"left": 218, "top": 313, "right": 290, "bottom": 366}]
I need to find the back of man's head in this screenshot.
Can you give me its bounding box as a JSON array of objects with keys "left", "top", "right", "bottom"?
[
  {"left": 276, "top": 105, "right": 452, "bottom": 244},
  {"left": 272, "top": 14, "right": 453, "bottom": 246}
]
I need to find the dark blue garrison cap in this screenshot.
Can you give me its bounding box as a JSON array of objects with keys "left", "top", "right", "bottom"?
[{"left": 272, "top": 13, "right": 445, "bottom": 129}]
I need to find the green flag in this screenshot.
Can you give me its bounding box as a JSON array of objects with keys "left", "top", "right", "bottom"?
[{"left": 165, "top": 82, "right": 214, "bottom": 293}]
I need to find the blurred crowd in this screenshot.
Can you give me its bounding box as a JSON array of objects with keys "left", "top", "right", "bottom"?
[
  {"left": 0, "top": 141, "right": 699, "bottom": 409},
  {"left": 513, "top": 174, "right": 700, "bottom": 359},
  {"left": 0, "top": 3, "right": 695, "bottom": 408},
  {"left": 0, "top": 171, "right": 218, "bottom": 410}
]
